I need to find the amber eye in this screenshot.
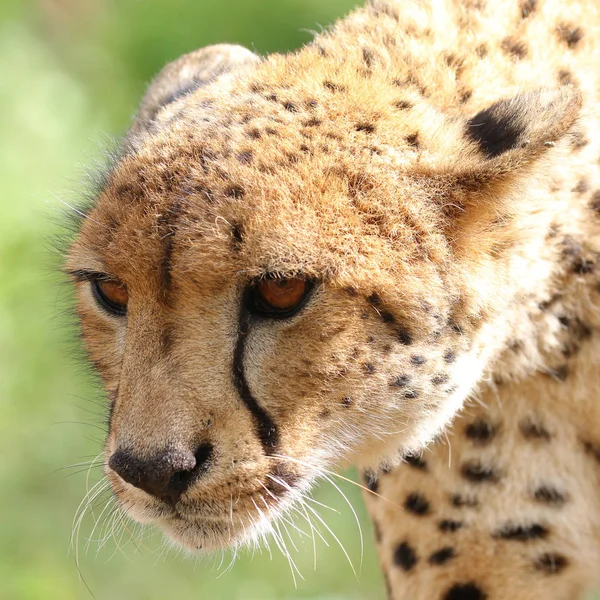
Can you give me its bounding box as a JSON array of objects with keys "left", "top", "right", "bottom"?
[
  {"left": 91, "top": 278, "right": 129, "bottom": 317},
  {"left": 249, "top": 276, "right": 311, "bottom": 318}
]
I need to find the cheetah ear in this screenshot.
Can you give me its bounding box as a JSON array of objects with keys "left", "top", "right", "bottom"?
[
  {"left": 439, "top": 88, "right": 582, "bottom": 245},
  {"left": 127, "top": 44, "right": 260, "bottom": 143},
  {"left": 465, "top": 87, "right": 582, "bottom": 165}
]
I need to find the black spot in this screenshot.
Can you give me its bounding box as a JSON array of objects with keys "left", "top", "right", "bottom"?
[
  {"left": 501, "top": 37, "right": 528, "bottom": 58},
  {"left": 404, "top": 389, "right": 419, "bottom": 399},
  {"left": 231, "top": 223, "right": 244, "bottom": 249},
  {"left": 303, "top": 117, "right": 322, "bottom": 127},
  {"left": 534, "top": 552, "right": 569, "bottom": 574},
  {"left": 405, "top": 133, "right": 420, "bottom": 149},
  {"left": 362, "top": 362, "right": 376, "bottom": 375},
  {"left": 404, "top": 492, "right": 430, "bottom": 515},
  {"left": 432, "top": 373, "right": 450, "bottom": 386},
  {"left": 520, "top": 417, "right": 551, "bottom": 440},
  {"left": 444, "top": 583, "right": 487, "bottom": 600},
  {"left": 364, "top": 470, "right": 379, "bottom": 493},
  {"left": 460, "top": 89, "right": 473, "bottom": 104},
  {"left": 236, "top": 150, "right": 253, "bottom": 164},
  {"left": 556, "top": 23, "right": 584, "bottom": 49},
  {"left": 444, "top": 350, "right": 456, "bottom": 363},
  {"left": 410, "top": 355, "right": 426, "bottom": 365},
  {"left": 356, "top": 122, "right": 376, "bottom": 134},
  {"left": 591, "top": 190, "right": 600, "bottom": 213},
  {"left": 306, "top": 99, "right": 318, "bottom": 109},
  {"left": 394, "top": 541, "right": 418, "bottom": 571},
  {"left": 558, "top": 69, "right": 576, "bottom": 86},
  {"left": 465, "top": 420, "right": 496, "bottom": 444},
  {"left": 476, "top": 43, "right": 488, "bottom": 58},
  {"left": 393, "top": 99, "right": 413, "bottom": 110},
  {"left": 403, "top": 453, "right": 427, "bottom": 470},
  {"left": 397, "top": 327, "right": 413, "bottom": 345},
  {"left": 283, "top": 101, "right": 298, "bottom": 113},
  {"left": 323, "top": 80, "right": 347, "bottom": 93},
  {"left": 583, "top": 440, "right": 600, "bottom": 463},
  {"left": 391, "top": 375, "right": 410, "bottom": 388},
  {"left": 494, "top": 523, "right": 549, "bottom": 541},
  {"left": 520, "top": 0, "right": 536, "bottom": 18},
  {"left": 362, "top": 47, "right": 376, "bottom": 67},
  {"left": 439, "top": 519, "right": 465, "bottom": 532},
  {"left": 533, "top": 486, "right": 567, "bottom": 506},
  {"left": 543, "top": 364, "right": 569, "bottom": 381},
  {"left": 341, "top": 396, "right": 353, "bottom": 408},
  {"left": 451, "top": 494, "right": 478, "bottom": 508},
  {"left": 461, "top": 461, "right": 500, "bottom": 483},
  {"left": 429, "top": 547, "right": 456, "bottom": 565},
  {"left": 224, "top": 185, "right": 244, "bottom": 199},
  {"left": 466, "top": 99, "right": 524, "bottom": 158},
  {"left": 573, "top": 178, "right": 589, "bottom": 195},
  {"left": 247, "top": 127, "right": 262, "bottom": 139}
]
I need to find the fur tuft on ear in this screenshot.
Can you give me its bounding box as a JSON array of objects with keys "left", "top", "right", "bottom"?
[
  {"left": 466, "top": 86, "right": 582, "bottom": 161},
  {"left": 128, "top": 44, "right": 260, "bottom": 142}
]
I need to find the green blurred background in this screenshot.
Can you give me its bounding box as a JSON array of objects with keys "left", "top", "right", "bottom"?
[{"left": 0, "top": 0, "right": 389, "bottom": 599}]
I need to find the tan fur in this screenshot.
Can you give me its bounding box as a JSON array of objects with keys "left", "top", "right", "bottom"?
[{"left": 66, "top": 0, "right": 600, "bottom": 597}]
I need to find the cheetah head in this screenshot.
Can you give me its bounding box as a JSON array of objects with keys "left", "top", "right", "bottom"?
[{"left": 66, "top": 43, "right": 581, "bottom": 551}]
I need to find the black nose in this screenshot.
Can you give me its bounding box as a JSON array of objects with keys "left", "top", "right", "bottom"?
[{"left": 108, "top": 444, "right": 213, "bottom": 505}]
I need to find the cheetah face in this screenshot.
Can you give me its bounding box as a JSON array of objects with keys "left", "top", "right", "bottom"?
[{"left": 66, "top": 44, "right": 580, "bottom": 551}]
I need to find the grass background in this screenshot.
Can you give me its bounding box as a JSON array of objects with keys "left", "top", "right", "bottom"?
[
  {"left": 2, "top": 1, "right": 599, "bottom": 599},
  {"left": 0, "top": 0, "right": 388, "bottom": 598}
]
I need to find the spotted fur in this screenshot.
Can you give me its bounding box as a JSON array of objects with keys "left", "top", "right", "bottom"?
[{"left": 66, "top": 0, "right": 600, "bottom": 597}]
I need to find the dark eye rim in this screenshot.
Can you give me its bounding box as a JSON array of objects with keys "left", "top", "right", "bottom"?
[
  {"left": 245, "top": 275, "right": 315, "bottom": 319},
  {"left": 90, "top": 277, "right": 128, "bottom": 317}
]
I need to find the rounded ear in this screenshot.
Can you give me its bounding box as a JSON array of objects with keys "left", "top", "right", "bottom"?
[
  {"left": 465, "top": 86, "right": 582, "bottom": 163},
  {"left": 128, "top": 44, "right": 260, "bottom": 142}
]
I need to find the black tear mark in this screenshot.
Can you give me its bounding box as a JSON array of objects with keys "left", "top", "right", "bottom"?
[
  {"left": 157, "top": 198, "right": 184, "bottom": 294},
  {"left": 534, "top": 552, "right": 569, "bottom": 574},
  {"left": 429, "top": 546, "right": 456, "bottom": 565},
  {"left": 439, "top": 519, "right": 465, "bottom": 532},
  {"left": 465, "top": 420, "right": 496, "bottom": 444},
  {"left": 394, "top": 541, "right": 418, "bottom": 571},
  {"left": 494, "top": 523, "right": 549, "bottom": 541},
  {"left": 520, "top": 417, "right": 552, "bottom": 441},
  {"left": 404, "top": 492, "right": 430, "bottom": 515},
  {"left": 533, "top": 486, "right": 568, "bottom": 506},
  {"left": 443, "top": 583, "right": 487, "bottom": 600},
  {"left": 461, "top": 461, "right": 500, "bottom": 483},
  {"left": 232, "top": 304, "right": 279, "bottom": 453},
  {"left": 466, "top": 99, "right": 524, "bottom": 158}
]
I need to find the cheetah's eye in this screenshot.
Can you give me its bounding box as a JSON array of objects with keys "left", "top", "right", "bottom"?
[
  {"left": 91, "top": 277, "right": 129, "bottom": 317},
  {"left": 248, "top": 276, "right": 311, "bottom": 318}
]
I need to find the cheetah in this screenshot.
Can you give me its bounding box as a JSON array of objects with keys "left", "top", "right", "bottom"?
[{"left": 65, "top": 0, "right": 600, "bottom": 598}]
